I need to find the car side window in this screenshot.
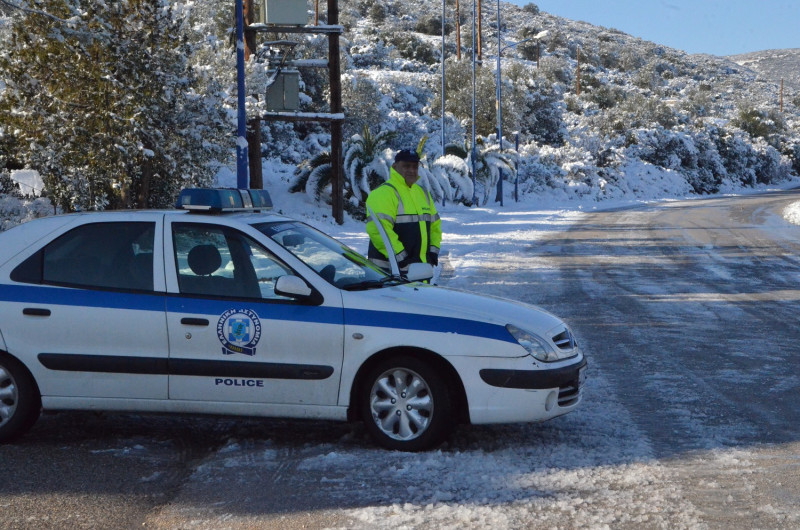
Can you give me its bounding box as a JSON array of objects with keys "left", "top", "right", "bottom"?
[
  {"left": 11, "top": 222, "right": 155, "bottom": 291},
  {"left": 172, "top": 223, "right": 295, "bottom": 300}
]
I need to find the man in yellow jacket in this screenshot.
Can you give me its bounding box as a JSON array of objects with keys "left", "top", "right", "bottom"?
[{"left": 366, "top": 149, "right": 442, "bottom": 272}]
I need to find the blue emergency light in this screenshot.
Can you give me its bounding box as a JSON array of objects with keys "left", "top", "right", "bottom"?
[{"left": 176, "top": 188, "right": 273, "bottom": 213}]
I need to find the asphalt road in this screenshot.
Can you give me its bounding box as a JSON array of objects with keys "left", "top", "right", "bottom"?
[
  {"left": 525, "top": 189, "right": 800, "bottom": 528},
  {"left": 2, "top": 189, "right": 800, "bottom": 528}
]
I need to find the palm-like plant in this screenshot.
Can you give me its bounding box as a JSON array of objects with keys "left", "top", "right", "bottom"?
[
  {"left": 446, "top": 139, "right": 517, "bottom": 205},
  {"left": 290, "top": 152, "right": 332, "bottom": 201},
  {"left": 344, "top": 125, "right": 395, "bottom": 203},
  {"left": 416, "top": 136, "right": 473, "bottom": 205}
]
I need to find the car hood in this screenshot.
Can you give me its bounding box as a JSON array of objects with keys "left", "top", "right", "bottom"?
[{"left": 344, "top": 282, "right": 566, "bottom": 338}]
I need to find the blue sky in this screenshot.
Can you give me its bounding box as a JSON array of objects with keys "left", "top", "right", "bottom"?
[{"left": 505, "top": 0, "right": 797, "bottom": 56}]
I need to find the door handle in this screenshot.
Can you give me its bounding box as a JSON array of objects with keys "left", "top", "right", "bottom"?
[
  {"left": 23, "top": 308, "right": 51, "bottom": 317},
  {"left": 181, "top": 318, "right": 209, "bottom": 326}
]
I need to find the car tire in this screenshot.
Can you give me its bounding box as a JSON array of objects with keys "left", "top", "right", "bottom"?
[
  {"left": 0, "top": 354, "right": 41, "bottom": 443},
  {"left": 360, "top": 356, "right": 453, "bottom": 451}
]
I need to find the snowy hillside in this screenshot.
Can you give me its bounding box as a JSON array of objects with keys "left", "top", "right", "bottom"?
[
  {"left": 1, "top": 0, "right": 800, "bottom": 226},
  {"left": 729, "top": 48, "right": 800, "bottom": 90}
]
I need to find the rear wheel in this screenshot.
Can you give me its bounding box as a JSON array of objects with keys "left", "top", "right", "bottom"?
[
  {"left": 360, "top": 356, "right": 453, "bottom": 451},
  {"left": 0, "top": 355, "right": 41, "bottom": 443}
]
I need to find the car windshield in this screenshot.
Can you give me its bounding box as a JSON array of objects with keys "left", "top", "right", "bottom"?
[{"left": 252, "top": 221, "right": 392, "bottom": 289}]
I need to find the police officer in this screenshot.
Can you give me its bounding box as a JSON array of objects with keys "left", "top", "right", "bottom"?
[{"left": 366, "top": 149, "right": 442, "bottom": 272}]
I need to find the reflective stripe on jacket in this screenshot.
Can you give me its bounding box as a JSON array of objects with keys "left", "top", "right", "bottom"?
[{"left": 366, "top": 168, "right": 441, "bottom": 269}]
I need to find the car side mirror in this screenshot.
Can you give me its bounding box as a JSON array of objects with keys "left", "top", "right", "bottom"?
[
  {"left": 274, "top": 275, "right": 313, "bottom": 299},
  {"left": 405, "top": 263, "right": 434, "bottom": 282}
]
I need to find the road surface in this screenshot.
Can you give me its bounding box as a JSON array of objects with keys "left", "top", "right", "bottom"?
[{"left": 2, "top": 190, "right": 799, "bottom": 528}]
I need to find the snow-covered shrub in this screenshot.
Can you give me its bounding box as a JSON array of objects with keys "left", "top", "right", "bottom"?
[
  {"left": 341, "top": 73, "right": 389, "bottom": 138},
  {"left": 628, "top": 127, "right": 726, "bottom": 193},
  {"left": 414, "top": 15, "right": 451, "bottom": 36},
  {"left": 732, "top": 106, "right": 785, "bottom": 143},
  {"left": 521, "top": 3, "right": 540, "bottom": 15},
  {"left": 505, "top": 64, "right": 566, "bottom": 146},
  {"left": 388, "top": 34, "right": 437, "bottom": 65},
  {"left": 0, "top": 195, "right": 53, "bottom": 232},
  {"left": 0, "top": 171, "right": 19, "bottom": 197}
]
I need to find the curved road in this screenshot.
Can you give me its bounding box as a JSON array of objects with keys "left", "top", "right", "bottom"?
[{"left": 528, "top": 189, "right": 800, "bottom": 527}]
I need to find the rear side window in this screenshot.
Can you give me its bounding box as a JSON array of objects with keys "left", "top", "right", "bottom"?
[{"left": 11, "top": 222, "right": 155, "bottom": 291}]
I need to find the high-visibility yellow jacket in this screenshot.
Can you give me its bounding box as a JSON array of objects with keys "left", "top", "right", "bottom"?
[{"left": 366, "top": 168, "right": 441, "bottom": 270}]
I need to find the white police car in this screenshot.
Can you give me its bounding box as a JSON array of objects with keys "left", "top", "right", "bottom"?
[{"left": 0, "top": 189, "right": 585, "bottom": 450}]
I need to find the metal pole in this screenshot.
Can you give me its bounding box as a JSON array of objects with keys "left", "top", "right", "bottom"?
[
  {"left": 442, "top": 0, "right": 446, "bottom": 158},
  {"left": 442, "top": 0, "right": 447, "bottom": 207},
  {"left": 514, "top": 132, "right": 519, "bottom": 202},
  {"left": 235, "top": 0, "right": 249, "bottom": 189},
  {"left": 495, "top": 0, "right": 503, "bottom": 206},
  {"left": 471, "top": 0, "right": 477, "bottom": 205}
]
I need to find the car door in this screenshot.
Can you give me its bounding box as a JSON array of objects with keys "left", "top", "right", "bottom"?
[
  {"left": 163, "top": 219, "right": 344, "bottom": 406},
  {"left": 2, "top": 216, "right": 169, "bottom": 400}
]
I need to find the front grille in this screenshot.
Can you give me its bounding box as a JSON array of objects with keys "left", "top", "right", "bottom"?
[{"left": 552, "top": 329, "right": 575, "bottom": 350}]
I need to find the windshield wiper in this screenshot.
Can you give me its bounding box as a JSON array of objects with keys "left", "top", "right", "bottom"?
[{"left": 341, "top": 275, "right": 407, "bottom": 291}]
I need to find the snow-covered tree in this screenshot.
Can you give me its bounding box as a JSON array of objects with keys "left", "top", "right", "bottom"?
[{"left": 0, "top": 0, "right": 229, "bottom": 211}]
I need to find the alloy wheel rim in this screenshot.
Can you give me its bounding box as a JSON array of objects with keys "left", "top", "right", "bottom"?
[
  {"left": 0, "top": 366, "right": 19, "bottom": 427},
  {"left": 369, "top": 367, "right": 433, "bottom": 441}
]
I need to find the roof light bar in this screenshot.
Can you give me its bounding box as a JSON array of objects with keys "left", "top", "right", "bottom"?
[{"left": 176, "top": 188, "right": 273, "bottom": 213}]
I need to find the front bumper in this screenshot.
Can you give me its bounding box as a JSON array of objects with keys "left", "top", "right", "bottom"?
[{"left": 449, "top": 354, "right": 587, "bottom": 425}]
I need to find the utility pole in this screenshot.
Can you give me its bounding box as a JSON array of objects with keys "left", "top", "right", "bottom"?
[
  {"left": 315, "top": 0, "right": 319, "bottom": 25},
  {"left": 235, "top": 0, "right": 249, "bottom": 189},
  {"left": 243, "top": 0, "right": 262, "bottom": 188},
  {"left": 576, "top": 46, "right": 581, "bottom": 96},
  {"left": 781, "top": 79, "right": 784, "bottom": 112},
  {"left": 477, "top": 0, "right": 482, "bottom": 62},
  {"left": 455, "top": 0, "right": 461, "bottom": 60},
  {"left": 243, "top": 0, "right": 256, "bottom": 60},
  {"left": 329, "top": 0, "right": 344, "bottom": 224}
]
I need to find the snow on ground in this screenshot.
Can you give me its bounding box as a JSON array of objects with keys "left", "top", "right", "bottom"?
[
  {"left": 149, "top": 160, "right": 800, "bottom": 528},
  {"left": 784, "top": 201, "right": 800, "bottom": 225}
]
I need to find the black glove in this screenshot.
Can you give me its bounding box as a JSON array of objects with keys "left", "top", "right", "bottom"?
[
  {"left": 427, "top": 252, "right": 439, "bottom": 267},
  {"left": 398, "top": 255, "right": 420, "bottom": 269}
]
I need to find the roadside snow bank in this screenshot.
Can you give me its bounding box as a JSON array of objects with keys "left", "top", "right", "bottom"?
[{"left": 783, "top": 201, "right": 800, "bottom": 225}]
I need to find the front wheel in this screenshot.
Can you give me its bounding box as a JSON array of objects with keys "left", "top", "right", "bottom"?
[
  {"left": 360, "top": 356, "right": 453, "bottom": 451},
  {"left": 0, "top": 355, "right": 41, "bottom": 443}
]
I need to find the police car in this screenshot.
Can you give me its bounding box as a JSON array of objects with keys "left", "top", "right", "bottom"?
[{"left": 0, "top": 188, "right": 586, "bottom": 451}]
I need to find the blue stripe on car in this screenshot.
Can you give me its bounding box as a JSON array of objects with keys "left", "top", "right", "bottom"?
[
  {"left": 345, "top": 309, "right": 516, "bottom": 343},
  {"left": 1, "top": 285, "right": 515, "bottom": 343}
]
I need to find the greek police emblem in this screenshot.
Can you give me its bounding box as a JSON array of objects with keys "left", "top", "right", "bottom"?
[{"left": 217, "top": 309, "right": 262, "bottom": 356}]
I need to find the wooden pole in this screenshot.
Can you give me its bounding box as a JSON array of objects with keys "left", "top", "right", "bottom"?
[
  {"left": 780, "top": 79, "right": 784, "bottom": 112},
  {"left": 328, "top": 0, "right": 344, "bottom": 224},
  {"left": 477, "top": 0, "right": 482, "bottom": 62},
  {"left": 244, "top": 0, "right": 256, "bottom": 60},
  {"left": 456, "top": 0, "right": 461, "bottom": 60},
  {"left": 315, "top": 0, "right": 319, "bottom": 25},
  {"left": 248, "top": 118, "right": 263, "bottom": 189},
  {"left": 576, "top": 46, "right": 580, "bottom": 95}
]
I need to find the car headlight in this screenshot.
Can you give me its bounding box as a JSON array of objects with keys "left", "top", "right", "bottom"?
[{"left": 506, "top": 324, "right": 558, "bottom": 362}]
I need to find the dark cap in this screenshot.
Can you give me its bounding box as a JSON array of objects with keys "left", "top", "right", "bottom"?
[{"left": 394, "top": 149, "right": 420, "bottom": 163}]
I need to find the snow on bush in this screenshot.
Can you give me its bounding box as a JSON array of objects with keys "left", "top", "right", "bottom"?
[{"left": 0, "top": 194, "right": 54, "bottom": 231}]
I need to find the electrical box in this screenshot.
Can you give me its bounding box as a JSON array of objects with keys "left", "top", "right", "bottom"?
[
  {"left": 257, "top": 0, "right": 308, "bottom": 26},
  {"left": 265, "top": 71, "right": 300, "bottom": 111}
]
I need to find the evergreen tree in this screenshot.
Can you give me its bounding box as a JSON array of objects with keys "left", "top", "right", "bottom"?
[{"left": 0, "top": 0, "right": 229, "bottom": 211}]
